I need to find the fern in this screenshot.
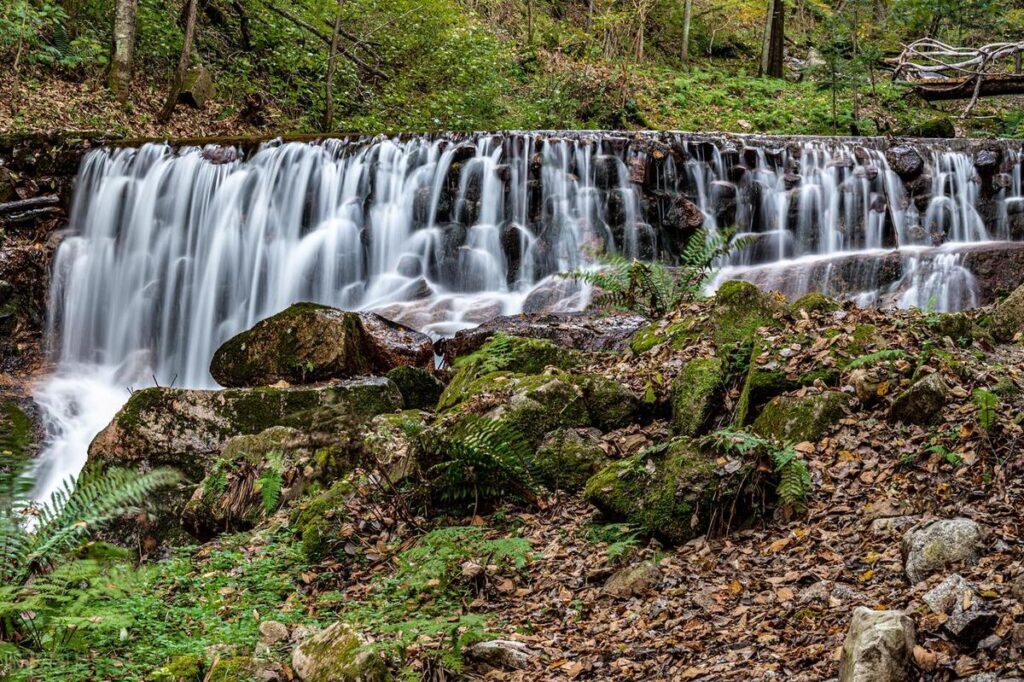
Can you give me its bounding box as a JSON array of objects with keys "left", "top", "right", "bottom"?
[
  {"left": 703, "top": 428, "right": 812, "bottom": 510},
  {"left": 972, "top": 388, "right": 997, "bottom": 432},
  {"left": 454, "top": 333, "right": 517, "bottom": 373},
  {"left": 846, "top": 349, "right": 908, "bottom": 369},
  {"left": 258, "top": 467, "right": 284, "bottom": 514},
  {"left": 422, "top": 417, "right": 537, "bottom": 508}
]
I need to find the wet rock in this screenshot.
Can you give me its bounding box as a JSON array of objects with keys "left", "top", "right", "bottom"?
[
  {"left": 535, "top": 427, "right": 608, "bottom": 491},
  {"left": 585, "top": 437, "right": 754, "bottom": 545},
  {"left": 439, "top": 312, "right": 646, "bottom": 363},
  {"left": 988, "top": 281, "right": 1024, "bottom": 342},
  {"left": 974, "top": 147, "right": 1001, "bottom": 176},
  {"left": 886, "top": 144, "right": 925, "bottom": 180},
  {"left": 603, "top": 560, "right": 661, "bottom": 598},
  {"left": 889, "top": 373, "right": 948, "bottom": 426},
  {"left": 465, "top": 639, "right": 538, "bottom": 671},
  {"left": 922, "top": 574, "right": 971, "bottom": 614},
  {"left": 752, "top": 390, "right": 848, "bottom": 443},
  {"left": 210, "top": 304, "right": 432, "bottom": 387},
  {"left": 292, "top": 621, "right": 386, "bottom": 682},
  {"left": 902, "top": 518, "right": 984, "bottom": 584},
  {"left": 839, "top": 607, "right": 915, "bottom": 682},
  {"left": 88, "top": 378, "right": 403, "bottom": 478},
  {"left": 670, "top": 356, "right": 726, "bottom": 437},
  {"left": 520, "top": 277, "right": 586, "bottom": 313},
  {"left": 385, "top": 366, "right": 444, "bottom": 411}
]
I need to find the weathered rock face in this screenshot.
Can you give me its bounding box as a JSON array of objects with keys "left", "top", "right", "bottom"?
[
  {"left": 902, "top": 518, "right": 984, "bottom": 584},
  {"left": 291, "top": 621, "right": 386, "bottom": 682},
  {"left": 438, "top": 312, "right": 647, "bottom": 364},
  {"left": 752, "top": 390, "right": 848, "bottom": 442},
  {"left": 88, "top": 378, "right": 403, "bottom": 477},
  {"left": 178, "top": 66, "right": 214, "bottom": 109},
  {"left": 889, "top": 372, "right": 948, "bottom": 425},
  {"left": 209, "top": 303, "right": 432, "bottom": 388},
  {"left": 465, "top": 639, "right": 539, "bottom": 671},
  {"left": 584, "top": 438, "right": 752, "bottom": 544},
  {"left": 838, "top": 607, "right": 915, "bottom": 682},
  {"left": 534, "top": 427, "right": 609, "bottom": 491},
  {"left": 987, "top": 281, "right": 1024, "bottom": 342}
]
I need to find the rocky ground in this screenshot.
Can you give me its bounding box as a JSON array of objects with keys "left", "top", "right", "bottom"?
[{"left": 7, "top": 279, "right": 1024, "bottom": 681}]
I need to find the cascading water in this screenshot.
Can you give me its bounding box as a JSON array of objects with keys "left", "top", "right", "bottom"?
[{"left": 32, "top": 132, "right": 1024, "bottom": 499}]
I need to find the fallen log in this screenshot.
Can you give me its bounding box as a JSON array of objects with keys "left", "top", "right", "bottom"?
[
  {"left": 911, "top": 73, "right": 1024, "bottom": 101},
  {"left": 0, "top": 207, "right": 62, "bottom": 225},
  {"left": 0, "top": 195, "right": 59, "bottom": 216}
]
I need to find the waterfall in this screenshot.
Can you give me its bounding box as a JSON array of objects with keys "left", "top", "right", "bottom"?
[{"left": 32, "top": 132, "right": 1024, "bottom": 499}]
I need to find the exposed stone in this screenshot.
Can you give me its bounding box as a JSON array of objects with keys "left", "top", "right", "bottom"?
[
  {"left": 752, "top": 390, "right": 847, "bottom": 443},
  {"left": 902, "top": 518, "right": 984, "bottom": 584},
  {"left": 465, "top": 639, "right": 538, "bottom": 671},
  {"left": 259, "top": 620, "right": 290, "bottom": 646},
  {"left": 922, "top": 574, "right": 971, "bottom": 614},
  {"left": 988, "top": 281, "right": 1024, "bottom": 342},
  {"left": 210, "top": 303, "right": 432, "bottom": 388},
  {"left": 839, "top": 607, "right": 915, "bottom": 682},
  {"left": 886, "top": 145, "right": 925, "bottom": 180},
  {"left": 603, "top": 560, "right": 662, "bottom": 598},
  {"left": 385, "top": 365, "right": 444, "bottom": 411},
  {"left": 535, "top": 428, "right": 608, "bottom": 491},
  {"left": 889, "top": 373, "right": 948, "bottom": 426},
  {"left": 944, "top": 598, "right": 998, "bottom": 647},
  {"left": 849, "top": 366, "right": 890, "bottom": 406},
  {"left": 670, "top": 356, "right": 726, "bottom": 437},
  {"left": 88, "top": 378, "right": 403, "bottom": 478},
  {"left": 292, "top": 621, "right": 385, "bottom": 682},
  {"left": 870, "top": 515, "right": 918, "bottom": 536}
]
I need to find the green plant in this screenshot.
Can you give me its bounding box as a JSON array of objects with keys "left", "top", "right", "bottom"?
[
  {"left": 585, "top": 523, "right": 639, "bottom": 564},
  {"left": 972, "top": 388, "right": 997, "bottom": 433},
  {"left": 564, "top": 227, "right": 743, "bottom": 317},
  {"left": 703, "top": 428, "right": 812, "bottom": 510},
  {"left": 421, "top": 417, "right": 537, "bottom": 510},
  {"left": 846, "top": 349, "right": 908, "bottom": 369}
]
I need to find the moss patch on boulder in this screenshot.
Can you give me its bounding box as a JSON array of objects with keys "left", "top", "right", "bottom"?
[
  {"left": 987, "top": 283, "right": 1024, "bottom": 342},
  {"left": 291, "top": 621, "right": 386, "bottom": 682},
  {"left": 670, "top": 356, "right": 726, "bottom": 437},
  {"left": 711, "top": 280, "right": 781, "bottom": 348},
  {"left": 535, "top": 427, "right": 609, "bottom": 491},
  {"left": 290, "top": 479, "right": 355, "bottom": 561},
  {"left": 584, "top": 438, "right": 752, "bottom": 544},
  {"left": 752, "top": 391, "right": 848, "bottom": 443},
  {"left": 577, "top": 374, "right": 642, "bottom": 431}
]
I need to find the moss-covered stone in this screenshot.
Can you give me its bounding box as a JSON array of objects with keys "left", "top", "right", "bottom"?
[
  {"left": 535, "top": 428, "right": 609, "bottom": 491},
  {"left": 385, "top": 365, "right": 444, "bottom": 411},
  {"left": 209, "top": 303, "right": 432, "bottom": 387},
  {"left": 711, "top": 280, "right": 781, "bottom": 348},
  {"left": 584, "top": 438, "right": 751, "bottom": 544},
  {"left": 790, "top": 292, "right": 840, "bottom": 315},
  {"left": 734, "top": 336, "right": 842, "bottom": 425},
  {"left": 206, "top": 656, "right": 274, "bottom": 682},
  {"left": 752, "top": 391, "right": 848, "bottom": 442},
  {"left": 149, "top": 654, "right": 204, "bottom": 682},
  {"left": 290, "top": 479, "right": 354, "bottom": 561},
  {"left": 628, "top": 317, "right": 704, "bottom": 354},
  {"left": 928, "top": 313, "right": 973, "bottom": 343},
  {"left": 577, "top": 374, "right": 642, "bottom": 431},
  {"left": 890, "top": 372, "right": 949, "bottom": 425},
  {"left": 670, "top": 356, "right": 726, "bottom": 437},
  {"left": 437, "top": 335, "right": 583, "bottom": 410},
  {"left": 487, "top": 375, "right": 591, "bottom": 448},
  {"left": 291, "top": 621, "right": 386, "bottom": 682},
  {"left": 0, "top": 400, "right": 35, "bottom": 456}
]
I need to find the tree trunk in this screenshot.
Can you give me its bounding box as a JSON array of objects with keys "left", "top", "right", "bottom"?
[
  {"left": 324, "top": 0, "right": 345, "bottom": 132},
  {"left": 159, "top": 0, "right": 198, "bottom": 124},
  {"left": 760, "top": 0, "right": 785, "bottom": 77},
  {"left": 109, "top": 0, "right": 138, "bottom": 102},
  {"left": 527, "top": 0, "right": 534, "bottom": 45},
  {"left": 681, "top": 0, "right": 693, "bottom": 63}
]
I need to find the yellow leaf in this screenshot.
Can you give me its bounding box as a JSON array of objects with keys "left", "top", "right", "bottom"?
[{"left": 858, "top": 569, "right": 875, "bottom": 583}]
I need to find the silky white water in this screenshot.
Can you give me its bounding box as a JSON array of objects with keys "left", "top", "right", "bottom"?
[{"left": 31, "top": 133, "right": 1024, "bottom": 500}]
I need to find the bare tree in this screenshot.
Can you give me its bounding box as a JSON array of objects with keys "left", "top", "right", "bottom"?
[
  {"left": 759, "top": 0, "right": 785, "bottom": 77},
  {"left": 109, "top": 0, "right": 138, "bottom": 102},
  {"left": 681, "top": 0, "right": 693, "bottom": 63},
  {"left": 159, "top": 0, "right": 198, "bottom": 124},
  {"left": 324, "top": 0, "right": 345, "bottom": 131}
]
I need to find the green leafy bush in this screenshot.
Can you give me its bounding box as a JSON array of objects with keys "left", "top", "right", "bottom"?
[{"left": 702, "top": 428, "right": 812, "bottom": 510}]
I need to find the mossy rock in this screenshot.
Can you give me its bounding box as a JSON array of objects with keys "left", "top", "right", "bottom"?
[
  {"left": 210, "top": 303, "right": 432, "bottom": 388},
  {"left": 88, "top": 378, "right": 403, "bottom": 478},
  {"left": 0, "top": 399, "right": 35, "bottom": 456},
  {"left": 752, "top": 391, "right": 848, "bottom": 443},
  {"left": 890, "top": 373, "right": 949, "bottom": 426},
  {"left": 927, "top": 313, "right": 973, "bottom": 344},
  {"left": 535, "top": 428, "right": 609, "bottom": 491},
  {"left": 629, "top": 316, "right": 703, "bottom": 354},
  {"left": 711, "top": 280, "right": 781, "bottom": 348},
  {"left": 584, "top": 438, "right": 753, "bottom": 544},
  {"left": 206, "top": 656, "right": 274, "bottom": 682},
  {"left": 290, "top": 479, "right": 355, "bottom": 561},
  {"left": 437, "top": 335, "right": 583, "bottom": 410},
  {"left": 670, "top": 356, "right": 726, "bottom": 437},
  {"left": 735, "top": 337, "right": 841, "bottom": 425},
  {"left": 577, "top": 374, "right": 642, "bottom": 431},
  {"left": 180, "top": 426, "right": 355, "bottom": 540},
  {"left": 149, "top": 654, "right": 204, "bottom": 682},
  {"left": 902, "top": 116, "right": 955, "bottom": 138},
  {"left": 386, "top": 365, "right": 444, "bottom": 411},
  {"left": 485, "top": 374, "right": 591, "bottom": 448},
  {"left": 291, "top": 621, "right": 387, "bottom": 682},
  {"left": 790, "top": 292, "right": 840, "bottom": 315}
]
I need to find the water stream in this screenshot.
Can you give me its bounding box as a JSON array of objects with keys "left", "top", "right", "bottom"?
[{"left": 31, "top": 132, "right": 1024, "bottom": 500}]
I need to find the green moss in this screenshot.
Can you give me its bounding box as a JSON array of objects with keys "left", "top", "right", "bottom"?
[
  {"left": 534, "top": 428, "right": 608, "bottom": 491},
  {"left": 577, "top": 374, "right": 641, "bottom": 430},
  {"left": 206, "top": 656, "right": 261, "bottom": 682},
  {"left": 927, "top": 312, "right": 973, "bottom": 344},
  {"left": 670, "top": 356, "right": 726, "bottom": 437},
  {"left": 148, "top": 654, "right": 203, "bottom": 682},
  {"left": 848, "top": 324, "right": 884, "bottom": 355},
  {"left": 711, "top": 280, "right": 780, "bottom": 348},
  {"left": 584, "top": 438, "right": 743, "bottom": 544},
  {"left": 790, "top": 292, "right": 839, "bottom": 314},
  {"left": 385, "top": 365, "right": 444, "bottom": 411},
  {"left": 629, "top": 323, "right": 664, "bottom": 354},
  {"left": 291, "top": 479, "right": 354, "bottom": 561},
  {"left": 752, "top": 391, "right": 848, "bottom": 442},
  {"left": 0, "top": 400, "right": 34, "bottom": 455}
]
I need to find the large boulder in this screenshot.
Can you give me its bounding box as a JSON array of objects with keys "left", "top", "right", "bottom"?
[
  {"left": 291, "top": 622, "right": 386, "bottom": 682},
  {"left": 670, "top": 357, "right": 726, "bottom": 437},
  {"left": 88, "top": 378, "right": 403, "bottom": 478},
  {"left": 838, "top": 607, "right": 915, "bottom": 682},
  {"left": 210, "top": 303, "right": 432, "bottom": 388},
  {"left": 752, "top": 390, "right": 848, "bottom": 443},
  {"left": 889, "top": 373, "right": 948, "bottom": 425},
  {"left": 902, "top": 518, "right": 984, "bottom": 584},
  {"left": 534, "top": 427, "right": 609, "bottom": 491},
  {"left": 584, "top": 438, "right": 753, "bottom": 544},
  {"left": 988, "top": 282, "right": 1024, "bottom": 342}
]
